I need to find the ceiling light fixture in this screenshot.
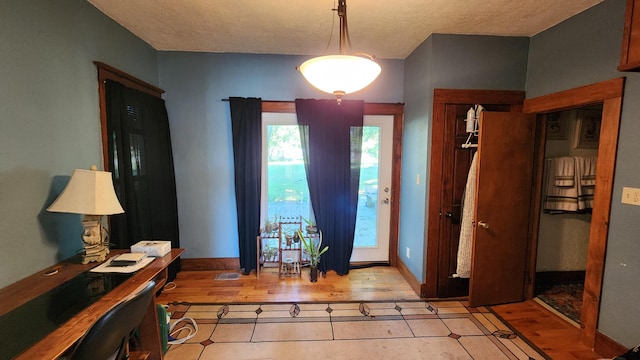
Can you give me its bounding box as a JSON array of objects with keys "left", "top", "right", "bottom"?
[{"left": 297, "top": 0, "right": 381, "bottom": 104}]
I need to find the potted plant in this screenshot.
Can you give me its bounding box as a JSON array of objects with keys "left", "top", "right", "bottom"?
[
  {"left": 285, "top": 233, "right": 293, "bottom": 247},
  {"left": 264, "top": 216, "right": 278, "bottom": 234},
  {"left": 302, "top": 217, "right": 318, "bottom": 234},
  {"left": 297, "top": 229, "right": 328, "bottom": 282}
]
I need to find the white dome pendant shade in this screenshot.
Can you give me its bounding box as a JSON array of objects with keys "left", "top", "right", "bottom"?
[
  {"left": 298, "top": 55, "right": 381, "bottom": 99},
  {"left": 297, "top": 0, "right": 381, "bottom": 103}
]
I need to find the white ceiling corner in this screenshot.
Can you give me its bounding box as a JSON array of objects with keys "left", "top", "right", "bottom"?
[{"left": 87, "top": 0, "right": 605, "bottom": 60}]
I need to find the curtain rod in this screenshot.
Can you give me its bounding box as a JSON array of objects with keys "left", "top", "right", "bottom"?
[
  {"left": 221, "top": 98, "right": 406, "bottom": 105},
  {"left": 222, "top": 99, "right": 405, "bottom": 114},
  {"left": 221, "top": 99, "right": 293, "bottom": 102}
]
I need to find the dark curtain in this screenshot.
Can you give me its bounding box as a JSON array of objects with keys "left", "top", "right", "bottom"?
[
  {"left": 295, "top": 99, "right": 364, "bottom": 275},
  {"left": 229, "top": 97, "right": 262, "bottom": 275},
  {"left": 105, "top": 80, "right": 180, "bottom": 275}
]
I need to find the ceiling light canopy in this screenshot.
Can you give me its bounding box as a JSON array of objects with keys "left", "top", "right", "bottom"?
[{"left": 298, "top": 0, "right": 381, "bottom": 103}]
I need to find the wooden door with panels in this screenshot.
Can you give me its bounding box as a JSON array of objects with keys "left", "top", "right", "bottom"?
[
  {"left": 426, "top": 80, "right": 623, "bottom": 347},
  {"left": 425, "top": 89, "right": 530, "bottom": 300},
  {"left": 468, "top": 111, "right": 537, "bottom": 306}
]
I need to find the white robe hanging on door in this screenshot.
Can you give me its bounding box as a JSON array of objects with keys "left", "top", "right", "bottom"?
[{"left": 454, "top": 152, "right": 478, "bottom": 279}]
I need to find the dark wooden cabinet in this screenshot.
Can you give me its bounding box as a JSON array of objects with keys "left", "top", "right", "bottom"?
[{"left": 619, "top": 0, "right": 640, "bottom": 71}]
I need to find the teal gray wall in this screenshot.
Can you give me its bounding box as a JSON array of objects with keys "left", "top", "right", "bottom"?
[
  {"left": 157, "top": 52, "right": 404, "bottom": 259},
  {"left": 526, "top": 0, "right": 638, "bottom": 347},
  {"left": 0, "top": 0, "right": 158, "bottom": 288},
  {"left": 400, "top": 36, "right": 434, "bottom": 280},
  {"left": 2, "top": 0, "right": 638, "bottom": 349},
  {"left": 400, "top": 34, "right": 529, "bottom": 279}
]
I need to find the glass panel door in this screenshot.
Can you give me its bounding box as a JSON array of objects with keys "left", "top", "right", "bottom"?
[
  {"left": 351, "top": 115, "right": 393, "bottom": 262},
  {"left": 261, "top": 113, "right": 393, "bottom": 263}
]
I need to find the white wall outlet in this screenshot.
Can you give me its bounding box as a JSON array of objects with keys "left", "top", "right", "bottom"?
[
  {"left": 416, "top": 174, "right": 421, "bottom": 185},
  {"left": 406, "top": 247, "right": 410, "bottom": 258},
  {"left": 621, "top": 187, "right": 640, "bottom": 205}
]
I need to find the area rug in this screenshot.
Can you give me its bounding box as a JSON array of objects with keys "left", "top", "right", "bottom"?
[
  {"left": 161, "top": 300, "right": 548, "bottom": 360},
  {"left": 536, "top": 282, "right": 583, "bottom": 323}
]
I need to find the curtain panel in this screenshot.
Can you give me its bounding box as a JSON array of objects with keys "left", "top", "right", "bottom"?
[
  {"left": 295, "top": 99, "right": 364, "bottom": 275},
  {"left": 105, "top": 80, "right": 180, "bottom": 257},
  {"left": 229, "top": 97, "right": 262, "bottom": 275}
]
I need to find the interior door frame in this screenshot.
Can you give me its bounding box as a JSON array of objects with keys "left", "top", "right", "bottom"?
[
  {"left": 523, "top": 77, "right": 625, "bottom": 347},
  {"left": 424, "top": 89, "right": 526, "bottom": 298},
  {"left": 261, "top": 101, "right": 405, "bottom": 267}
]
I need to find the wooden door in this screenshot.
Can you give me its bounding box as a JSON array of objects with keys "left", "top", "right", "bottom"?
[
  {"left": 425, "top": 89, "right": 525, "bottom": 299},
  {"left": 468, "top": 111, "right": 537, "bottom": 306},
  {"left": 435, "top": 104, "right": 473, "bottom": 297},
  {"left": 439, "top": 104, "right": 526, "bottom": 298}
]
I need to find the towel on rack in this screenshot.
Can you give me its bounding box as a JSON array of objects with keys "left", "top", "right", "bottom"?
[
  {"left": 580, "top": 156, "right": 597, "bottom": 187},
  {"left": 454, "top": 152, "right": 477, "bottom": 279},
  {"left": 576, "top": 156, "right": 596, "bottom": 210},
  {"left": 554, "top": 156, "right": 575, "bottom": 187},
  {"left": 544, "top": 157, "right": 579, "bottom": 213}
]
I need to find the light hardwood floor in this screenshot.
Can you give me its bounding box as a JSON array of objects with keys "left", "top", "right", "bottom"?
[
  {"left": 157, "top": 266, "right": 606, "bottom": 359},
  {"left": 491, "top": 300, "right": 606, "bottom": 360},
  {"left": 157, "top": 266, "right": 420, "bottom": 303}
]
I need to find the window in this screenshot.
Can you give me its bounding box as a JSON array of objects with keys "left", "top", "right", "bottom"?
[
  {"left": 261, "top": 113, "right": 391, "bottom": 260},
  {"left": 262, "top": 114, "right": 314, "bottom": 222}
]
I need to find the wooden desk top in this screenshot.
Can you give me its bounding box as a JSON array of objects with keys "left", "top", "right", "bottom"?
[
  {"left": 2, "top": 248, "right": 183, "bottom": 360},
  {"left": 0, "top": 254, "right": 101, "bottom": 317}
]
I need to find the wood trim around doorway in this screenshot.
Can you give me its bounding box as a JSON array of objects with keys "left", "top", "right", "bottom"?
[
  {"left": 523, "top": 77, "right": 625, "bottom": 348},
  {"left": 423, "top": 89, "right": 526, "bottom": 298},
  {"left": 261, "top": 101, "right": 405, "bottom": 268}
]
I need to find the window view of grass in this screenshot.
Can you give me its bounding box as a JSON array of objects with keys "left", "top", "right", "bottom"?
[{"left": 266, "top": 125, "right": 380, "bottom": 248}]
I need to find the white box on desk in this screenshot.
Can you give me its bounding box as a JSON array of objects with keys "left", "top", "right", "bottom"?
[{"left": 131, "top": 240, "right": 172, "bottom": 257}]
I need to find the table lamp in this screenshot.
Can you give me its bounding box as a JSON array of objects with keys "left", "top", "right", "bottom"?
[{"left": 47, "top": 165, "right": 124, "bottom": 264}]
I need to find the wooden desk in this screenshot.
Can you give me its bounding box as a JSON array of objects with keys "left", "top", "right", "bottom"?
[{"left": 0, "top": 249, "right": 183, "bottom": 360}]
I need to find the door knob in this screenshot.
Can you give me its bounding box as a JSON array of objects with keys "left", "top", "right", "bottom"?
[
  {"left": 381, "top": 198, "right": 389, "bottom": 204},
  {"left": 477, "top": 221, "right": 489, "bottom": 229}
]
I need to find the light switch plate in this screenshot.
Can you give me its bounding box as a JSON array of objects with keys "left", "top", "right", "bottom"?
[{"left": 621, "top": 187, "right": 640, "bottom": 205}]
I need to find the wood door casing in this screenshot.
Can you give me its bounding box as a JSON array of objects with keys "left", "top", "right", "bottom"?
[
  {"left": 468, "top": 112, "right": 537, "bottom": 306},
  {"left": 523, "top": 78, "right": 624, "bottom": 348},
  {"left": 261, "top": 101, "right": 405, "bottom": 269},
  {"left": 424, "top": 89, "right": 525, "bottom": 299},
  {"left": 425, "top": 79, "right": 623, "bottom": 351},
  {"left": 436, "top": 104, "right": 518, "bottom": 298}
]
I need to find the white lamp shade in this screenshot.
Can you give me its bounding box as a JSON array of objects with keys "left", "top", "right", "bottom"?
[
  {"left": 298, "top": 55, "right": 381, "bottom": 95},
  {"left": 47, "top": 169, "right": 124, "bottom": 215}
]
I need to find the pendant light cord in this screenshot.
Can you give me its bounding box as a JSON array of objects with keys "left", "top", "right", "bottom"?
[{"left": 324, "top": 0, "right": 352, "bottom": 55}]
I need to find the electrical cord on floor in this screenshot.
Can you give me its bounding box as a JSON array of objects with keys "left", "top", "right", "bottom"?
[
  {"left": 162, "top": 282, "right": 177, "bottom": 291},
  {"left": 168, "top": 317, "right": 198, "bottom": 345}
]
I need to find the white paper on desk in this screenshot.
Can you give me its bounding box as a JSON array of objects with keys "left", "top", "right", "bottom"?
[{"left": 90, "top": 256, "right": 155, "bottom": 273}]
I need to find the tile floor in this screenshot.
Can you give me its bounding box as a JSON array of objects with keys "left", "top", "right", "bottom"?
[{"left": 162, "top": 300, "right": 547, "bottom": 360}]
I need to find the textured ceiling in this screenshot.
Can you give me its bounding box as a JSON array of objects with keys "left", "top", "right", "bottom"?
[{"left": 87, "top": 0, "right": 604, "bottom": 60}]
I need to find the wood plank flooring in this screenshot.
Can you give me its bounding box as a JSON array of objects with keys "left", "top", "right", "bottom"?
[
  {"left": 491, "top": 300, "right": 605, "bottom": 360},
  {"left": 157, "top": 266, "right": 420, "bottom": 304},
  {"left": 157, "top": 266, "right": 605, "bottom": 359}
]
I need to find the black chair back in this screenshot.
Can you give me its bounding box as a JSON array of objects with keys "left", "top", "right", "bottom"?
[{"left": 70, "top": 280, "right": 156, "bottom": 360}]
